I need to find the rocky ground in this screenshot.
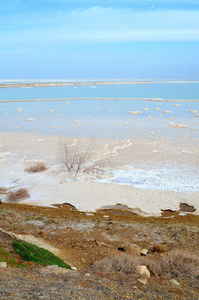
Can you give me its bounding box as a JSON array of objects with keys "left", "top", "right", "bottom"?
[{"left": 0, "top": 202, "right": 199, "bottom": 299}]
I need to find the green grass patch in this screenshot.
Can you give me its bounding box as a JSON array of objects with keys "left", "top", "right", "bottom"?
[
  {"left": 0, "top": 246, "right": 30, "bottom": 268},
  {"left": 13, "top": 240, "right": 71, "bottom": 269}
]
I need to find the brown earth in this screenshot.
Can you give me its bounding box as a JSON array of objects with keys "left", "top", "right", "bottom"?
[{"left": 0, "top": 202, "right": 199, "bottom": 299}]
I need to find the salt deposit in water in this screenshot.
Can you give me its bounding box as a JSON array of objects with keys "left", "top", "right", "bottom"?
[
  {"left": 96, "top": 167, "right": 199, "bottom": 192},
  {"left": 129, "top": 111, "right": 142, "bottom": 115}
]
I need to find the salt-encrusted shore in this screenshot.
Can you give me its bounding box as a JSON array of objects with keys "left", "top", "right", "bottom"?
[
  {"left": 1, "top": 98, "right": 199, "bottom": 103},
  {"left": 0, "top": 131, "right": 198, "bottom": 216},
  {"left": 1, "top": 79, "right": 199, "bottom": 88}
]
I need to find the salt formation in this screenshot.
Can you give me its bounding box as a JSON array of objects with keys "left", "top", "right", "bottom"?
[
  {"left": 189, "top": 110, "right": 197, "bottom": 114},
  {"left": 26, "top": 118, "right": 35, "bottom": 121},
  {"left": 168, "top": 122, "right": 188, "bottom": 128},
  {"left": 163, "top": 110, "right": 172, "bottom": 114},
  {"left": 129, "top": 111, "right": 142, "bottom": 115}
]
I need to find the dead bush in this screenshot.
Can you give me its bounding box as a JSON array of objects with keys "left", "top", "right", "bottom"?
[
  {"left": 0, "top": 187, "right": 8, "bottom": 194},
  {"left": 60, "top": 138, "right": 99, "bottom": 175},
  {"left": 93, "top": 249, "right": 199, "bottom": 279},
  {"left": 93, "top": 253, "right": 141, "bottom": 274},
  {"left": 25, "top": 162, "right": 47, "bottom": 173},
  {"left": 144, "top": 249, "right": 199, "bottom": 278},
  {"left": 7, "top": 188, "right": 30, "bottom": 202}
]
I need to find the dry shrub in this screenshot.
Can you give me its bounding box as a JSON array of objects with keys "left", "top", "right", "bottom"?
[
  {"left": 7, "top": 188, "right": 30, "bottom": 202},
  {"left": 0, "top": 187, "right": 8, "bottom": 194},
  {"left": 93, "top": 253, "right": 141, "bottom": 274},
  {"left": 93, "top": 249, "right": 199, "bottom": 279},
  {"left": 144, "top": 249, "right": 199, "bottom": 278},
  {"left": 60, "top": 138, "right": 96, "bottom": 175},
  {"left": 25, "top": 162, "right": 47, "bottom": 173}
]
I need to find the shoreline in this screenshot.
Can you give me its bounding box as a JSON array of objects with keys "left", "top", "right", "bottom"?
[
  {"left": 1, "top": 80, "right": 199, "bottom": 89},
  {"left": 0, "top": 131, "right": 198, "bottom": 217},
  {"left": 1, "top": 97, "right": 199, "bottom": 103}
]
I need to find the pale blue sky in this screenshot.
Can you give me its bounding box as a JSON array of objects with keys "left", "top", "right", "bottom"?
[{"left": 0, "top": 0, "right": 199, "bottom": 80}]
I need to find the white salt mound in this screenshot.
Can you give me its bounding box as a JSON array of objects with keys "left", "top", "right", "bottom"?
[
  {"left": 26, "top": 118, "right": 35, "bottom": 122},
  {"left": 163, "top": 110, "right": 172, "bottom": 114},
  {"left": 189, "top": 110, "right": 197, "bottom": 114},
  {"left": 129, "top": 111, "right": 142, "bottom": 115}
]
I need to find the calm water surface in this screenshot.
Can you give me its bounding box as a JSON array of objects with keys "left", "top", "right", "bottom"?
[{"left": 0, "top": 83, "right": 198, "bottom": 137}]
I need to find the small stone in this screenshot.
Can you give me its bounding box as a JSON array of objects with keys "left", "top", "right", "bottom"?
[
  {"left": 153, "top": 244, "right": 165, "bottom": 253},
  {"left": 71, "top": 266, "right": 77, "bottom": 271},
  {"left": 125, "top": 244, "right": 141, "bottom": 256},
  {"left": 138, "top": 278, "right": 148, "bottom": 285},
  {"left": 170, "top": 279, "right": 180, "bottom": 286},
  {"left": 136, "top": 266, "right": 150, "bottom": 278},
  {"left": 141, "top": 249, "right": 148, "bottom": 256},
  {"left": 0, "top": 262, "right": 7, "bottom": 268}
]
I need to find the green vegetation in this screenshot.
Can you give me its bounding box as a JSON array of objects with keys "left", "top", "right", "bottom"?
[
  {"left": 0, "top": 246, "right": 30, "bottom": 268},
  {"left": 13, "top": 240, "right": 71, "bottom": 269}
]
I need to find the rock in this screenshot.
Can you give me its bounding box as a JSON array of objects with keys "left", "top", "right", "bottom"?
[
  {"left": 136, "top": 266, "right": 150, "bottom": 278},
  {"left": 140, "top": 249, "right": 148, "bottom": 256},
  {"left": 71, "top": 266, "right": 77, "bottom": 271},
  {"left": 170, "top": 279, "right": 180, "bottom": 286},
  {"left": 138, "top": 278, "right": 148, "bottom": 285},
  {"left": 125, "top": 244, "right": 141, "bottom": 256},
  {"left": 153, "top": 244, "right": 165, "bottom": 253},
  {"left": 0, "top": 262, "right": 7, "bottom": 268}
]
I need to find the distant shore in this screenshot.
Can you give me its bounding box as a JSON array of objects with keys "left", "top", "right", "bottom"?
[
  {"left": 1, "top": 80, "right": 199, "bottom": 89},
  {"left": 1, "top": 97, "right": 199, "bottom": 103}
]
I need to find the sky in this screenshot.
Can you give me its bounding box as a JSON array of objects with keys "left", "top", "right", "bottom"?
[{"left": 0, "top": 0, "right": 199, "bottom": 80}]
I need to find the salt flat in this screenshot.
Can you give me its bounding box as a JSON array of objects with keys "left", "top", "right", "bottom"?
[{"left": 0, "top": 131, "right": 198, "bottom": 216}]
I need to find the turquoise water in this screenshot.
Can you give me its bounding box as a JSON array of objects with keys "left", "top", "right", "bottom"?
[
  {"left": 0, "top": 82, "right": 199, "bottom": 101},
  {"left": 0, "top": 83, "right": 199, "bottom": 137}
]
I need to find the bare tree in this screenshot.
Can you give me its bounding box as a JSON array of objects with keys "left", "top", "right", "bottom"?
[{"left": 60, "top": 138, "right": 96, "bottom": 175}]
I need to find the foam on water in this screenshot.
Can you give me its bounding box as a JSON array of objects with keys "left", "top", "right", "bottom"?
[{"left": 97, "top": 167, "right": 199, "bottom": 192}]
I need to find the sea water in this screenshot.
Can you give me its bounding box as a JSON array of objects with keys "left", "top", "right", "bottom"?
[
  {"left": 0, "top": 82, "right": 199, "bottom": 101},
  {"left": 0, "top": 82, "right": 199, "bottom": 137},
  {"left": 0, "top": 81, "right": 199, "bottom": 193}
]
